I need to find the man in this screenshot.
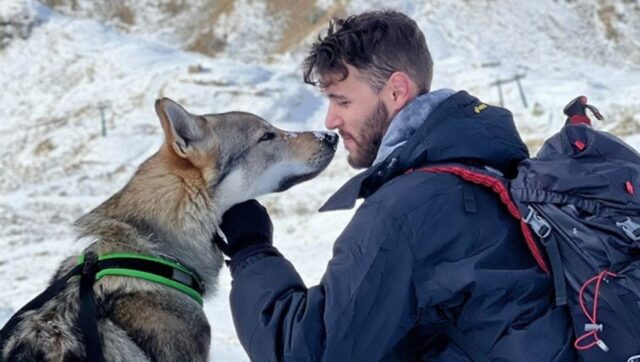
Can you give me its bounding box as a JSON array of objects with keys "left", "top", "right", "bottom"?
[{"left": 218, "top": 9, "right": 575, "bottom": 361}]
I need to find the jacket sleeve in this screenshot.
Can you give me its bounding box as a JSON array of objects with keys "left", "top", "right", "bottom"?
[{"left": 229, "top": 201, "right": 417, "bottom": 361}]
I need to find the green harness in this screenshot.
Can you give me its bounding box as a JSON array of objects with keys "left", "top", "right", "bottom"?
[
  {"left": 0, "top": 252, "right": 206, "bottom": 362},
  {"left": 77, "top": 252, "right": 206, "bottom": 305}
]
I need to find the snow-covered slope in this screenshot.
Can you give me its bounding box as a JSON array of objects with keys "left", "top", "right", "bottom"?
[{"left": 1, "top": 0, "right": 639, "bottom": 360}]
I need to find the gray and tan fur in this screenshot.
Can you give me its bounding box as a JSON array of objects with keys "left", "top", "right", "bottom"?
[{"left": 1, "top": 98, "right": 338, "bottom": 361}]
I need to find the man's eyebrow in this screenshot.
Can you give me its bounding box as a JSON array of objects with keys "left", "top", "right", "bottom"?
[{"left": 326, "top": 93, "right": 349, "bottom": 101}]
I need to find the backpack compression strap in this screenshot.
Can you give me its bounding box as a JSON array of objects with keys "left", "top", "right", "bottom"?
[{"left": 409, "top": 165, "right": 551, "bottom": 274}]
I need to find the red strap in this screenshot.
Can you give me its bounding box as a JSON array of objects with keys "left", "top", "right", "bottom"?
[
  {"left": 411, "top": 166, "right": 550, "bottom": 274},
  {"left": 569, "top": 115, "right": 591, "bottom": 126},
  {"left": 575, "top": 270, "right": 617, "bottom": 351}
]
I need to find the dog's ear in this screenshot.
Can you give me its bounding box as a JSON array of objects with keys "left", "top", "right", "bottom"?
[{"left": 155, "top": 98, "right": 206, "bottom": 158}]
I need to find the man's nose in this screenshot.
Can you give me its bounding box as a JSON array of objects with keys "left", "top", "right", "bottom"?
[{"left": 324, "top": 106, "right": 343, "bottom": 130}]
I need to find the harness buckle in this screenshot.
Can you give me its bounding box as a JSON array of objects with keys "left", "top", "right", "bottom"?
[
  {"left": 523, "top": 206, "right": 552, "bottom": 238},
  {"left": 616, "top": 218, "right": 640, "bottom": 241}
]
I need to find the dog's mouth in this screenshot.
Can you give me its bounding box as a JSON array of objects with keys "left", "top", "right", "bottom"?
[
  {"left": 275, "top": 147, "right": 336, "bottom": 192},
  {"left": 276, "top": 171, "right": 321, "bottom": 192}
]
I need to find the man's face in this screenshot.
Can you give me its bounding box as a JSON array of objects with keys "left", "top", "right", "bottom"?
[{"left": 321, "top": 65, "right": 393, "bottom": 169}]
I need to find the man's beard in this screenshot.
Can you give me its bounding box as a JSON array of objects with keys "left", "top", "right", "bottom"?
[{"left": 347, "top": 100, "right": 391, "bottom": 169}]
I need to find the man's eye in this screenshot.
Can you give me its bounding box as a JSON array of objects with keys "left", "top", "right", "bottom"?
[
  {"left": 259, "top": 132, "right": 276, "bottom": 142},
  {"left": 338, "top": 101, "right": 350, "bottom": 107}
]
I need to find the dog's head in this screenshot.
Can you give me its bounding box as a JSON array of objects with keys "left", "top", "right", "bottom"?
[{"left": 155, "top": 98, "right": 338, "bottom": 211}]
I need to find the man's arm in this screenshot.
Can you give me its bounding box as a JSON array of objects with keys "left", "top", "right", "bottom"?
[{"left": 227, "top": 201, "right": 417, "bottom": 361}]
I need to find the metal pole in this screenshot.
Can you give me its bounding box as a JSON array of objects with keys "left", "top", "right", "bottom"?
[
  {"left": 515, "top": 74, "right": 528, "bottom": 108},
  {"left": 98, "top": 101, "right": 111, "bottom": 137},
  {"left": 99, "top": 105, "right": 107, "bottom": 137},
  {"left": 497, "top": 81, "right": 504, "bottom": 107}
]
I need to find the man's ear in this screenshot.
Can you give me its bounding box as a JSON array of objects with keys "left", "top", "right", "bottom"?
[
  {"left": 387, "top": 72, "right": 419, "bottom": 112},
  {"left": 155, "top": 98, "right": 205, "bottom": 158}
]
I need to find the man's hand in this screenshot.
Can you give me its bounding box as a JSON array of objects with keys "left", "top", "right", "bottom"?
[{"left": 217, "top": 199, "right": 273, "bottom": 257}]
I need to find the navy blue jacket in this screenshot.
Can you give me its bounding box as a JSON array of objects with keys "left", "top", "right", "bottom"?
[{"left": 229, "top": 91, "right": 575, "bottom": 361}]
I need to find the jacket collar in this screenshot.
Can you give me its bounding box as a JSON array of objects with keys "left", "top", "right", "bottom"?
[
  {"left": 373, "top": 89, "right": 456, "bottom": 165},
  {"left": 318, "top": 135, "right": 422, "bottom": 212},
  {"left": 319, "top": 90, "right": 458, "bottom": 212},
  {"left": 320, "top": 89, "right": 530, "bottom": 212}
]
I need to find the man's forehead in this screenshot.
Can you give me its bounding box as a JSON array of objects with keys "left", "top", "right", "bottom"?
[
  {"left": 319, "top": 64, "right": 362, "bottom": 87},
  {"left": 319, "top": 67, "right": 366, "bottom": 96},
  {"left": 320, "top": 84, "right": 349, "bottom": 100},
  {"left": 318, "top": 75, "right": 341, "bottom": 98},
  {"left": 319, "top": 72, "right": 342, "bottom": 89}
]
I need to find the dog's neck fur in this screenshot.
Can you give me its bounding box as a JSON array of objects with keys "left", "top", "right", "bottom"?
[{"left": 74, "top": 145, "right": 223, "bottom": 291}]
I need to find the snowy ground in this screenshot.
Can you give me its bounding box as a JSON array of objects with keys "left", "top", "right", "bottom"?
[{"left": 1, "top": 1, "right": 639, "bottom": 360}]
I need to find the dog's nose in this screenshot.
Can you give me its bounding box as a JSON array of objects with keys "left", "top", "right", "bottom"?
[{"left": 322, "top": 132, "right": 339, "bottom": 147}]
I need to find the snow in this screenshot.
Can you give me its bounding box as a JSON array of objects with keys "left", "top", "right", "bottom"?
[{"left": 1, "top": 1, "right": 639, "bottom": 360}]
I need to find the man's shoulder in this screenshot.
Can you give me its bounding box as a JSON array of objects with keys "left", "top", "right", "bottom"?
[
  {"left": 366, "top": 170, "right": 468, "bottom": 217},
  {"left": 366, "top": 167, "right": 516, "bottom": 227}
]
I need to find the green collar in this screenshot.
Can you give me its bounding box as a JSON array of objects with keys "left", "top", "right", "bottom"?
[{"left": 77, "top": 253, "right": 205, "bottom": 305}]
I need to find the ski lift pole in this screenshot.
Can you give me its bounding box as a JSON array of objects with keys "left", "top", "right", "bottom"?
[
  {"left": 98, "top": 101, "right": 111, "bottom": 137},
  {"left": 514, "top": 73, "right": 528, "bottom": 108},
  {"left": 490, "top": 73, "right": 528, "bottom": 108},
  {"left": 490, "top": 79, "right": 505, "bottom": 107}
]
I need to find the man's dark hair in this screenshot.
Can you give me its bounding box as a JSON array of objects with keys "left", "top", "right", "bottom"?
[{"left": 303, "top": 9, "right": 433, "bottom": 93}]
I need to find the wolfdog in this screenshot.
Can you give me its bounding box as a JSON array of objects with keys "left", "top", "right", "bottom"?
[{"left": 0, "top": 98, "right": 338, "bottom": 361}]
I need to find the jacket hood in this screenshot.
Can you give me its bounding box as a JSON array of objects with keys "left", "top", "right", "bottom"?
[
  {"left": 320, "top": 90, "right": 530, "bottom": 211},
  {"left": 413, "top": 90, "right": 529, "bottom": 173},
  {"left": 373, "top": 89, "right": 456, "bottom": 165}
]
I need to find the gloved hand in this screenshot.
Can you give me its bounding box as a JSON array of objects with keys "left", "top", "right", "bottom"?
[{"left": 216, "top": 199, "right": 273, "bottom": 257}]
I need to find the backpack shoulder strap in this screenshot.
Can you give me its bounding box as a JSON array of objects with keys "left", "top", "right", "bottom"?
[{"left": 409, "top": 164, "right": 550, "bottom": 274}]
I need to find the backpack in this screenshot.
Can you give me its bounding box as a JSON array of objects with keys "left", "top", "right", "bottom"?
[{"left": 415, "top": 96, "right": 640, "bottom": 361}]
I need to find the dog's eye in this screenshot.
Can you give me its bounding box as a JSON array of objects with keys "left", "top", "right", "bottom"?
[{"left": 259, "top": 132, "right": 276, "bottom": 142}]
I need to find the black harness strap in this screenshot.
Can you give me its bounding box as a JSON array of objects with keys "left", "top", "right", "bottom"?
[
  {"left": 0, "top": 253, "right": 205, "bottom": 361},
  {"left": 0, "top": 264, "right": 83, "bottom": 354},
  {"left": 78, "top": 253, "right": 105, "bottom": 362},
  {"left": 96, "top": 257, "right": 205, "bottom": 295}
]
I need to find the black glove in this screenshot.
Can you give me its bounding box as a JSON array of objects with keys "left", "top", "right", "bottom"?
[{"left": 216, "top": 199, "right": 273, "bottom": 257}]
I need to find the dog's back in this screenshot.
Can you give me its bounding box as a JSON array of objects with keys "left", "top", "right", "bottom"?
[{"left": 2, "top": 229, "right": 213, "bottom": 361}]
